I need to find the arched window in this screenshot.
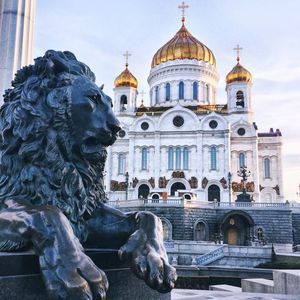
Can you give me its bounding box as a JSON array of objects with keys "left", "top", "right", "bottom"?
[
  {"left": 239, "top": 153, "right": 245, "bottom": 168},
  {"left": 257, "top": 228, "right": 264, "bottom": 241},
  {"left": 210, "top": 146, "right": 217, "bottom": 170},
  {"left": 118, "top": 154, "right": 125, "bottom": 174},
  {"left": 206, "top": 84, "right": 210, "bottom": 102},
  {"left": 120, "top": 95, "right": 127, "bottom": 111},
  {"left": 236, "top": 91, "right": 245, "bottom": 108},
  {"left": 155, "top": 86, "right": 159, "bottom": 104},
  {"left": 183, "top": 147, "right": 189, "bottom": 170},
  {"left": 175, "top": 147, "right": 181, "bottom": 170},
  {"left": 166, "top": 83, "right": 171, "bottom": 101},
  {"left": 264, "top": 158, "right": 270, "bottom": 178},
  {"left": 168, "top": 147, "right": 174, "bottom": 170},
  {"left": 161, "top": 219, "right": 172, "bottom": 241},
  {"left": 179, "top": 81, "right": 184, "bottom": 99},
  {"left": 141, "top": 147, "right": 147, "bottom": 170},
  {"left": 195, "top": 222, "right": 206, "bottom": 241},
  {"left": 193, "top": 81, "right": 198, "bottom": 100}
]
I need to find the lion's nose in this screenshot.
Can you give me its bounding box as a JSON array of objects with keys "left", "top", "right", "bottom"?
[{"left": 108, "top": 122, "right": 121, "bottom": 135}]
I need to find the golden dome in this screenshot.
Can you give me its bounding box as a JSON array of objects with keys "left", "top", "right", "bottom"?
[
  {"left": 226, "top": 61, "right": 252, "bottom": 84},
  {"left": 114, "top": 64, "right": 138, "bottom": 88},
  {"left": 151, "top": 22, "right": 216, "bottom": 68}
]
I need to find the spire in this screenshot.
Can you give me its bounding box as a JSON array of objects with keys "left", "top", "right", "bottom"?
[
  {"left": 123, "top": 50, "right": 131, "bottom": 68},
  {"left": 178, "top": 1, "right": 189, "bottom": 24},
  {"left": 233, "top": 44, "right": 243, "bottom": 64}
]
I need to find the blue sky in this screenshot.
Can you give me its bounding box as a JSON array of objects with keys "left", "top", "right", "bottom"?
[{"left": 35, "top": 0, "right": 300, "bottom": 200}]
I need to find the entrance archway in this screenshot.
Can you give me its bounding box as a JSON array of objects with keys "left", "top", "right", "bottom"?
[
  {"left": 208, "top": 184, "right": 220, "bottom": 202},
  {"left": 170, "top": 182, "right": 186, "bottom": 196},
  {"left": 138, "top": 184, "right": 150, "bottom": 199},
  {"left": 220, "top": 211, "right": 254, "bottom": 246}
]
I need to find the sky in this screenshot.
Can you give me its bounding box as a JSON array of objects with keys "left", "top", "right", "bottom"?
[{"left": 34, "top": 0, "right": 300, "bottom": 200}]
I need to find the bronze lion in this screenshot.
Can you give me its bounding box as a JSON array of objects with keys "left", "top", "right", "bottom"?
[{"left": 0, "top": 50, "right": 177, "bottom": 299}]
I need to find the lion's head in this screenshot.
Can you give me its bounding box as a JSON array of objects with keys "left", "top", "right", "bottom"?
[{"left": 0, "top": 50, "right": 120, "bottom": 239}]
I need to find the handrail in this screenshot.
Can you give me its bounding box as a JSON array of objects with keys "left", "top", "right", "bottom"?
[{"left": 196, "top": 245, "right": 225, "bottom": 266}]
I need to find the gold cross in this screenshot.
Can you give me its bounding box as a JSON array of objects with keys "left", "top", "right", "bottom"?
[
  {"left": 178, "top": 2, "right": 189, "bottom": 23},
  {"left": 123, "top": 51, "right": 131, "bottom": 67},
  {"left": 233, "top": 44, "right": 243, "bottom": 62}
]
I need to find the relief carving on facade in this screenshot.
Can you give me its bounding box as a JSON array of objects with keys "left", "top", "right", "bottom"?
[
  {"left": 273, "top": 185, "right": 280, "bottom": 195},
  {"left": 202, "top": 177, "right": 208, "bottom": 189},
  {"left": 110, "top": 180, "right": 127, "bottom": 191},
  {"left": 220, "top": 177, "right": 227, "bottom": 189},
  {"left": 259, "top": 185, "right": 264, "bottom": 191},
  {"left": 189, "top": 176, "right": 198, "bottom": 189},
  {"left": 172, "top": 171, "right": 185, "bottom": 178},
  {"left": 159, "top": 176, "right": 168, "bottom": 188},
  {"left": 132, "top": 177, "right": 139, "bottom": 188},
  {"left": 232, "top": 181, "right": 255, "bottom": 192},
  {"left": 149, "top": 177, "right": 155, "bottom": 188}
]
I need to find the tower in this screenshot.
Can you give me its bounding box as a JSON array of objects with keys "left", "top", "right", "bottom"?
[
  {"left": 113, "top": 51, "right": 138, "bottom": 115},
  {"left": 226, "top": 45, "right": 252, "bottom": 115},
  {"left": 0, "top": 0, "right": 36, "bottom": 103}
]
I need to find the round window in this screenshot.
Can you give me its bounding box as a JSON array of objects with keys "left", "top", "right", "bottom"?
[
  {"left": 209, "top": 120, "right": 218, "bottom": 129},
  {"left": 118, "top": 130, "right": 126, "bottom": 138},
  {"left": 173, "top": 116, "right": 184, "bottom": 127},
  {"left": 237, "top": 128, "right": 246, "bottom": 136},
  {"left": 141, "top": 122, "right": 149, "bottom": 131}
]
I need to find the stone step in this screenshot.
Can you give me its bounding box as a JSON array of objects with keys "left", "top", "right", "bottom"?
[
  {"left": 241, "top": 278, "right": 274, "bottom": 294},
  {"left": 209, "top": 284, "right": 242, "bottom": 292},
  {"left": 273, "top": 269, "right": 300, "bottom": 295}
]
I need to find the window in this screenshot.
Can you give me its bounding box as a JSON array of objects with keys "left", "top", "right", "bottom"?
[
  {"left": 175, "top": 147, "right": 181, "bottom": 170},
  {"left": 168, "top": 147, "right": 174, "bottom": 170},
  {"left": 206, "top": 84, "right": 210, "bottom": 102},
  {"left": 155, "top": 86, "right": 159, "bottom": 104},
  {"left": 210, "top": 146, "right": 217, "bottom": 170},
  {"left": 193, "top": 81, "right": 198, "bottom": 100},
  {"left": 195, "top": 222, "right": 206, "bottom": 241},
  {"left": 161, "top": 219, "right": 172, "bottom": 240},
  {"left": 239, "top": 153, "right": 245, "bottom": 168},
  {"left": 120, "top": 95, "right": 127, "bottom": 111},
  {"left": 183, "top": 147, "right": 189, "bottom": 170},
  {"left": 257, "top": 228, "right": 264, "bottom": 241},
  {"left": 118, "top": 154, "right": 125, "bottom": 174},
  {"left": 141, "top": 147, "right": 147, "bottom": 170},
  {"left": 236, "top": 91, "right": 245, "bottom": 108},
  {"left": 264, "top": 158, "right": 270, "bottom": 178},
  {"left": 179, "top": 81, "right": 184, "bottom": 99},
  {"left": 166, "top": 83, "right": 171, "bottom": 101}
]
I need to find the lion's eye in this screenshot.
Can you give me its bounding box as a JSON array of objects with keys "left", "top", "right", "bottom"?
[{"left": 88, "top": 94, "right": 101, "bottom": 103}]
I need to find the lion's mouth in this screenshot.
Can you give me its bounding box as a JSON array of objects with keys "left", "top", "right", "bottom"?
[{"left": 81, "top": 134, "right": 117, "bottom": 155}]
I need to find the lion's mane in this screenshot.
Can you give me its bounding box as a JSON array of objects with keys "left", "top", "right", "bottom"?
[{"left": 0, "top": 50, "right": 106, "bottom": 241}]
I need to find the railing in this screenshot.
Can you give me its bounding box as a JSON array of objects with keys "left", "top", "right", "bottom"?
[
  {"left": 216, "top": 202, "right": 289, "bottom": 209},
  {"left": 196, "top": 245, "right": 225, "bottom": 266}
]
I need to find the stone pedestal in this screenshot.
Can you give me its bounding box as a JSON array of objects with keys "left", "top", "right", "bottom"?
[
  {"left": 0, "top": 250, "right": 170, "bottom": 300},
  {"left": 273, "top": 269, "right": 300, "bottom": 295}
]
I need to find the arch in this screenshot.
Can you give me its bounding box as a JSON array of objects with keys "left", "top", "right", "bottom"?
[
  {"left": 151, "top": 193, "right": 160, "bottom": 200},
  {"left": 170, "top": 182, "right": 186, "bottom": 196},
  {"left": 179, "top": 81, "right": 184, "bottom": 99},
  {"left": 220, "top": 211, "right": 254, "bottom": 246},
  {"left": 160, "top": 217, "right": 172, "bottom": 241},
  {"left": 166, "top": 83, "right": 171, "bottom": 101},
  {"left": 264, "top": 158, "right": 271, "bottom": 178},
  {"left": 138, "top": 184, "right": 150, "bottom": 199},
  {"left": 120, "top": 95, "right": 127, "bottom": 111},
  {"left": 193, "top": 81, "right": 198, "bottom": 100},
  {"left": 194, "top": 219, "right": 209, "bottom": 241},
  {"left": 208, "top": 184, "right": 220, "bottom": 202},
  {"left": 236, "top": 90, "right": 245, "bottom": 108},
  {"left": 141, "top": 147, "right": 147, "bottom": 170},
  {"left": 183, "top": 193, "right": 191, "bottom": 200}
]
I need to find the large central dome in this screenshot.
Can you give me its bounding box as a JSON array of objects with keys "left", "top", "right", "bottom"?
[{"left": 151, "top": 22, "right": 216, "bottom": 68}]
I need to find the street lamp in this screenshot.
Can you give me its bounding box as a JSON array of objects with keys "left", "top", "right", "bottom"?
[
  {"left": 228, "top": 171, "right": 232, "bottom": 205},
  {"left": 125, "top": 172, "right": 129, "bottom": 201}
]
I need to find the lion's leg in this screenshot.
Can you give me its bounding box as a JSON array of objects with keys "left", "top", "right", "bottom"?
[
  {"left": 85, "top": 203, "right": 177, "bottom": 293},
  {"left": 0, "top": 200, "right": 108, "bottom": 300}
]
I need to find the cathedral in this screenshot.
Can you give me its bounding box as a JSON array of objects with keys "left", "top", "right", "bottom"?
[{"left": 104, "top": 10, "right": 283, "bottom": 205}]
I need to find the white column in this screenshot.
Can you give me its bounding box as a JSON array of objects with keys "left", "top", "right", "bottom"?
[
  {"left": 154, "top": 133, "right": 160, "bottom": 188},
  {"left": 0, "top": 0, "right": 36, "bottom": 103}
]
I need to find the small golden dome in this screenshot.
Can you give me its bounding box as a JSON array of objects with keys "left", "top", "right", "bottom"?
[
  {"left": 114, "top": 64, "right": 138, "bottom": 88},
  {"left": 226, "top": 61, "right": 252, "bottom": 84},
  {"left": 151, "top": 22, "right": 216, "bottom": 68}
]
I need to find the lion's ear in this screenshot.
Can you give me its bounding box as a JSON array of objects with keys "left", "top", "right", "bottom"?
[
  {"left": 51, "top": 58, "right": 70, "bottom": 75},
  {"left": 100, "top": 84, "right": 104, "bottom": 90}
]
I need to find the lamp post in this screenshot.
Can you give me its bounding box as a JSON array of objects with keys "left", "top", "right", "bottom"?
[
  {"left": 125, "top": 172, "right": 129, "bottom": 201},
  {"left": 228, "top": 171, "right": 232, "bottom": 205}
]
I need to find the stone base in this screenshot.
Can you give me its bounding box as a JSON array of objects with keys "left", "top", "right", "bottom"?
[
  {"left": 0, "top": 250, "right": 170, "bottom": 300},
  {"left": 273, "top": 269, "right": 300, "bottom": 295},
  {"left": 241, "top": 278, "right": 274, "bottom": 294}
]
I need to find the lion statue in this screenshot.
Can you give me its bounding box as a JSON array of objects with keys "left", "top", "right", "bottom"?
[{"left": 0, "top": 50, "right": 177, "bottom": 299}]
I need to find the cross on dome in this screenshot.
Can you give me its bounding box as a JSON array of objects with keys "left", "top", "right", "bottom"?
[
  {"left": 234, "top": 44, "right": 243, "bottom": 63},
  {"left": 178, "top": 2, "right": 189, "bottom": 24},
  {"left": 123, "top": 50, "right": 131, "bottom": 67}
]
